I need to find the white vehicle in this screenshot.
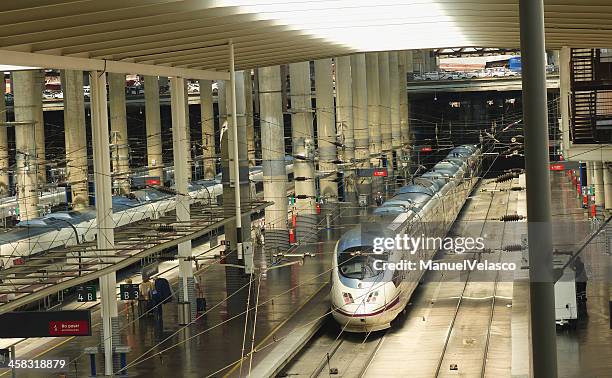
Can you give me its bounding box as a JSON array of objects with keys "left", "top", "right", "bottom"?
[
  {"left": 331, "top": 145, "right": 482, "bottom": 332},
  {"left": 187, "top": 82, "right": 200, "bottom": 94},
  {"left": 42, "top": 90, "right": 55, "bottom": 100},
  {"left": 484, "top": 67, "right": 507, "bottom": 78},
  {"left": 441, "top": 71, "right": 467, "bottom": 80},
  {"left": 421, "top": 71, "right": 442, "bottom": 80},
  {"left": 464, "top": 70, "right": 485, "bottom": 79},
  {"left": 504, "top": 70, "right": 520, "bottom": 77}
]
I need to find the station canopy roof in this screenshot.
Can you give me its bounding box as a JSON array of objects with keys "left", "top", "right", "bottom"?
[{"left": 1, "top": 0, "right": 612, "bottom": 73}]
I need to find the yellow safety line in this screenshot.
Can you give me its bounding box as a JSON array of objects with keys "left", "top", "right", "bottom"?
[{"left": 222, "top": 281, "right": 329, "bottom": 378}]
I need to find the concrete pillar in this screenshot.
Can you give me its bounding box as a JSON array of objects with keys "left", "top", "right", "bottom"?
[
  {"left": 378, "top": 52, "right": 393, "bottom": 179},
  {"left": 170, "top": 77, "right": 196, "bottom": 322},
  {"left": 314, "top": 58, "right": 338, "bottom": 202},
  {"left": 184, "top": 79, "right": 192, "bottom": 181},
  {"left": 217, "top": 80, "right": 227, "bottom": 128},
  {"left": 559, "top": 47, "right": 570, "bottom": 159},
  {"left": 244, "top": 71, "right": 256, "bottom": 166},
  {"left": 12, "top": 70, "right": 40, "bottom": 220},
  {"left": 335, "top": 56, "right": 355, "bottom": 198},
  {"left": 258, "top": 66, "right": 289, "bottom": 253},
  {"left": 519, "top": 0, "right": 558, "bottom": 373},
  {"left": 365, "top": 53, "right": 382, "bottom": 165},
  {"left": 290, "top": 62, "right": 317, "bottom": 242},
  {"left": 90, "top": 71, "right": 119, "bottom": 376},
  {"left": 351, "top": 54, "right": 371, "bottom": 198},
  {"left": 398, "top": 51, "right": 410, "bottom": 170},
  {"left": 144, "top": 76, "right": 163, "bottom": 180},
  {"left": 61, "top": 70, "right": 88, "bottom": 209},
  {"left": 199, "top": 80, "right": 216, "bottom": 180},
  {"left": 593, "top": 161, "right": 605, "bottom": 207},
  {"left": 33, "top": 71, "right": 46, "bottom": 185},
  {"left": 108, "top": 72, "right": 130, "bottom": 194},
  {"left": 603, "top": 163, "right": 612, "bottom": 210},
  {"left": 389, "top": 52, "right": 401, "bottom": 176},
  {"left": 0, "top": 76, "right": 9, "bottom": 197},
  {"left": 225, "top": 71, "right": 251, "bottom": 247}
]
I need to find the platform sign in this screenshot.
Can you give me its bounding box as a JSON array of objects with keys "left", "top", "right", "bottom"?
[
  {"left": 120, "top": 284, "right": 140, "bottom": 300},
  {"left": 549, "top": 161, "right": 579, "bottom": 171},
  {"left": 76, "top": 285, "right": 96, "bottom": 302},
  {"left": 373, "top": 168, "right": 388, "bottom": 177},
  {"left": 0, "top": 311, "right": 92, "bottom": 338},
  {"left": 49, "top": 320, "right": 90, "bottom": 336}
]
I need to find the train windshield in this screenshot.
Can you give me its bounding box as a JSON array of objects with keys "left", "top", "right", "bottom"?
[{"left": 338, "top": 247, "right": 387, "bottom": 280}]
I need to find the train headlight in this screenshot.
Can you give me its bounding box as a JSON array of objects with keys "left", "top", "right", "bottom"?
[
  {"left": 342, "top": 292, "right": 354, "bottom": 304},
  {"left": 366, "top": 291, "right": 379, "bottom": 303}
]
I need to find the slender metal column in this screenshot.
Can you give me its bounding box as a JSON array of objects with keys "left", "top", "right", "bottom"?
[
  {"left": 199, "top": 79, "right": 216, "bottom": 179},
  {"left": 61, "top": 70, "right": 89, "bottom": 209},
  {"left": 12, "top": 70, "right": 40, "bottom": 220},
  {"left": 389, "top": 52, "right": 401, "bottom": 172},
  {"left": 228, "top": 41, "right": 246, "bottom": 270},
  {"left": 0, "top": 75, "right": 10, "bottom": 197},
  {"left": 226, "top": 67, "right": 252, "bottom": 271},
  {"left": 558, "top": 47, "right": 571, "bottom": 159},
  {"left": 184, "top": 79, "right": 192, "bottom": 181},
  {"left": 144, "top": 76, "right": 164, "bottom": 180},
  {"left": 398, "top": 51, "right": 410, "bottom": 175},
  {"left": 366, "top": 52, "right": 381, "bottom": 192},
  {"left": 351, "top": 54, "right": 371, "bottom": 199},
  {"left": 290, "top": 61, "right": 317, "bottom": 242},
  {"left": 335, "top": 56, "right": 355, "bottom": 198},
  {"left": 594, "top": 161, "right": 604, "bottom": 207},
  {"left": 90, "top": 71, "right": 119, "bottom": 376},
  {"left": 519, "top": 0, "right": 558, "bottom": 376},
  {"left": 171, "top": 77, "right": 196, "bottom": 320},
  {"left": 314, "top": 58, "right": 338, "bottom": 201},
  {"left": 244, "top": 71, "right": 256, "bottom": 167},
  {"left": 378, "top": 52, "right": 393, "bottom": 178},
  {"left": 108, "top": 72, "right": 130, "bottom": 194},
  {"left": 258, "top": 65, "right": 289, "bottom": 253}
]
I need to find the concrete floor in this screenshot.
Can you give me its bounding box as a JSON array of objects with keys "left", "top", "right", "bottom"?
[{"left": 1, "top": 174, "right": 610, "bottom": 377}]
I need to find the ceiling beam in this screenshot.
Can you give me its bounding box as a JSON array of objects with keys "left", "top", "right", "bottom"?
[{"left": 0, "top": 49, "right": 228, "bottom": 80}]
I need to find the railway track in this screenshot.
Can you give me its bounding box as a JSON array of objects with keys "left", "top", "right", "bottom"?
[
  {"left": 432, "top": 177, "right": 517, "bottom": 377},
  {"left": 280, "top": 321, "right": 386, "bottom": 378}
]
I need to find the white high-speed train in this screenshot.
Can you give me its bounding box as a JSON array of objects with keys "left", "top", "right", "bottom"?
[
  {"left": 331, "top": 145, "right": 482, "bottom": 332},
  {"left": 0, "top": 160, "right": 294, "bottom": 269}
]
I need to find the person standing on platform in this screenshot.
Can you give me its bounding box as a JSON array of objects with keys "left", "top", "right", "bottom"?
[
  {"left": 138, "top": 276, "right": 154, "bottom": 317},
  {"left": 572, "top": 256, "right": 588, "bottom": 317}
]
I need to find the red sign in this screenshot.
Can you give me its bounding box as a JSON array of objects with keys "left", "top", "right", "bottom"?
[
  {"left": 420, "top": 146, "right": 433, "bottom": 152},
  {"left": 49, "top": 320, "right": 90, "bottom": 336},
  {"left": 549, "top": 164, "right": 564, "bottom": 171},
  {"left": 373, "top": 169, "right": 388, "bottom": 177},
  {"left": 146, "top": 178, "right": 161, "bottom": 186},
  {"left": 13, "top": 258, "right": 25, "bottom": 266}
]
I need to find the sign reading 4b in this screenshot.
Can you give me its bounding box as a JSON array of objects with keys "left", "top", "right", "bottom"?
[
  {"left": 76, "top": 286, "right": 96, "bottom": 302},
  {"left": 119, "top": 284, "right": 140, "bottom": 300}
]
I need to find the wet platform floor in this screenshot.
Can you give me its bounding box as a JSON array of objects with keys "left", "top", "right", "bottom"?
[{"left": 0, "top": 203, "right": 365, "bottom": 377}]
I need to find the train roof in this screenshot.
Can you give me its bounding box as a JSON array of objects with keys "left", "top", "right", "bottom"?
[{"left": 337, "top": 223, "right": 391, "bottom": 252}]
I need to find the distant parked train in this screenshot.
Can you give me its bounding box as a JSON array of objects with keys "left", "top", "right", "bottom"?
[
  {"left": 331, "top": 145, "right": 482, "bottom": 332},
  {"left": 0, "top": 160, "right": 294, "bottom": 270}
]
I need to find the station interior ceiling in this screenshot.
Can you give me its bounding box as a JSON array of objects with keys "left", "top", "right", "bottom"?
[{"left": 2, "top": 1, "right": 612, "bottom": 71}]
